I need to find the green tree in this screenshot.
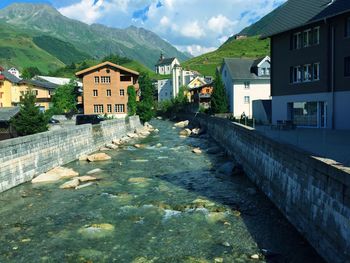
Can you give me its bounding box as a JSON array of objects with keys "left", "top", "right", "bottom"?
[
  {"left": 127, "top": 85, "right": 137, "bottom": 116},
  {"left": 21, "top": 67, "right": 41, "bottom": 79},
  {"left": 175, "top": 85, "right": 188, "bottom": 104},
  {"left": 102, "top": 54, "right": 132, "bottom": 65},
  {"left": 211, "top": 70, "right": 228, "bottom": 113},
  {"left": 137, "top": 73, "right": 155, "bottom": 122},
  {"left": 51, "top": 79, "right": 78, "bottom": 116},
  {"left": 11, "top": 90, "right": 48, "bottom": 136}
]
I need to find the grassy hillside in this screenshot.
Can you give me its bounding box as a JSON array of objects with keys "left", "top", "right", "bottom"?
[
  {"left": 182, "top": 36, "right": 270, "bottom": 76},
  {"left": 33, "top": 36, "right": 91, "bottom": 65},
  {"left": 0, "top": 24, "right": 65, "bottom": 73}
]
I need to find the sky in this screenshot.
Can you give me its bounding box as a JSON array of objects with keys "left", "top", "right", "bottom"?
[{"left": 0, "top": 0, "right": 287, "bottom": 56}]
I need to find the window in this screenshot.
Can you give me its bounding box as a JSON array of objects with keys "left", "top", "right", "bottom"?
[
  {"left": 107, "top": 104, "right": 112, "bottom": 113},
  {"left": 345, "top": 57, "right": 350, "bottom": 77},
  {"left": 303, "top": 30, "right": 311, "bottom": 47},
  {"left": 292, "top": 66, "right": 302, "bottom": 83},
  {"left": 94, "top": 76, "right": 99, "bottom": 83},
  {"left": 345, "top": 17, "right": 350, "bottom": 37},
  {"left": 244, "top": 96, "right": 250, "bottom": 104},
  {"left": 115, "top": 104, "right": 125, "bottom": 113},
  {"left": 101, "top": 76, "right": 110, "bottom": 83},
  {"left": 93, "top": 89, "right": 98, "bottom": 96},
  {"left": 293, "top": 32, "right": 302, "bottom": 49},
  {"left": 313, "top": 27, "right": 320, "bottom": 45},
  {"left": 244, "top": 81, "right": 250, "bottom": 89},
  {"left": 107, "top": 89, "right": 111, "bottom": 96},
  {"left": 49, "top": 90, "right": 54, "bottom": 95},
  {"left": 120, "top": 76, "right": 131, "bottom": 82},
  {"left": 93, "top": 104, "right": 104, "bottom": 113},
  {"left": 313, "top": 63, "right": 320, "bottom": 80},
  {"left": 303, "top": 64, "right": 312, "bottom": 81},
  {"left": 120, "top": 89, "right": 125, "bottom": 96}
]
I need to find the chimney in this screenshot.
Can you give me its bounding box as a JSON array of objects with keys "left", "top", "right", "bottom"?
[{"left": 160, "top": 52, "right": 165, "bottom": 61}]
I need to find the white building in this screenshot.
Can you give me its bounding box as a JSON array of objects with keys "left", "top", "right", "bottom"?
[
  {"left": 155, "top": 53, "right": 180, "bottom": 75},
  {"left": 221, "top": 56, "right": 271, "bottom": 118},
  {"left": 8, "top": 67, "right": 20, "bottom": 79},
  {"left": 157, "top": 79, "right": 173, "bottom": 101}
]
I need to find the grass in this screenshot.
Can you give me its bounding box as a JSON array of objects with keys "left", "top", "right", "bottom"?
[{"left": 182, "top": 36, "right": 270, "bottom": 76}]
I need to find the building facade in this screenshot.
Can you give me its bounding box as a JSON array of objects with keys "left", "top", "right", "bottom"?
[
  {"left": 262, "top": 0, "right": 350, "bottom": 129},
  {"left": 76, "top": 61, "right": 139, "bottom": 116},
  {"left": 221, "top": 56, "right": 271, "bottom": 117},
  {"left": 155, "top": 54, "right": 180, "bottom": 75}
]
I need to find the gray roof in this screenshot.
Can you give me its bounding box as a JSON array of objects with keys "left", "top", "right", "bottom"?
[
  {"left": 261, "top": 0, "right": 347, "bottom": 38},
  {"left": 0, "top": 107, "right": 20, "bottom": 122},
  {"left": 222, "top": 58, "right": 270, "bottom": 80},
  {"left": 156, "top": 57, "right": 176, "bottom": 66},
  {"left": 20, "top": 79, "right": 58, "bottom": 90},
  {"left": 251, "top": 57, "right": 265, "bottom": 68},
  {"left": 1, "top": 70, "right": 21, "bottom": 83}
]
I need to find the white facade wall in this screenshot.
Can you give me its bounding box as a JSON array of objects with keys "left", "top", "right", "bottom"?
[
  {"left": 156, "top": 58, "right": 180, "bottom": 75},
  {"left": 233, "top": 83, "right": 271, "bottom": 118},
  {"left": 157, "top": 79, "right": 173, "bottom": 101},
  {"left": 8, "top": 68, "right": 20, "bottom": 79},
  {"left": 272, "top": 91, "right": 350, "bottom": 130}
]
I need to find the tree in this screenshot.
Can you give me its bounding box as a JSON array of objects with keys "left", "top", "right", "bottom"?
[
  {"left": 136, "top": 73, "right": 155, "bottom": 122},
  {"left": 51, "top": 79, "right": 78, "bottom": 116},
  {"left": 127, "top": 85, "right": 137, "bottom": 116},
  {"left": 175, "top": 85, "right": 188, "bottom": 104},
  {"left": 21, "top": 67, "right": 41, "bottom": 79},
  {"left": 11, "top": 90, "right": 48, "bottom": 136},
  {"left": 211, "top": 70, "right": 228, "bottom": 114}
]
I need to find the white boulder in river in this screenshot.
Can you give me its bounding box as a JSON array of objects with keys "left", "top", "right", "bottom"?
[
  {"left": 174, "top": 120, "right": 189, "bottom": 128},
  {"left": 32, "top": 167, "right": 79, "bottom": 183},
  {"left": 87, "top": 153, "right": 111, "bottom": 162}
]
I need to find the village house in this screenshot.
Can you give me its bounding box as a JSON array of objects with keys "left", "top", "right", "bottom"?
[
  {"left": 0, "top": 68, "right": 57, "bottom": 110},
  {"left": 75, "top": 61, "right": 139, "bottom": 116},
  {"left": 189, "top": 82, "right": 214, "bottom": 109},
  {"left": 0, "top": 106, "right": 19, "bottom": 141},
  {"left": 261, "top": 0, "right": 350, "bottom": 129},
  {"left": 155, "top": 53, "right": 180, "bottom": 75},
  {"left": 7, "top": 67, "right": 20, "bottom": 79},
  {"left": 221, "top": 56, "right": 271, "bottom": 118}
]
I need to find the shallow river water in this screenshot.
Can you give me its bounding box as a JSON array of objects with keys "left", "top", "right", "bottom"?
[{"left": 0, "top": 120, "right": 325, "bottom": 263}]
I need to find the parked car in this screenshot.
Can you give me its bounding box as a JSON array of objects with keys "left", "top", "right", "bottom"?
[{"left": 76, "top": 115, "right": 105, "bottom": 125}]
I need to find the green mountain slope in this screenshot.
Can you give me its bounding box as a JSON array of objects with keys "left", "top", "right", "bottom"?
[
  {"left": 0, "top": 23, "right": 65, "bottom": 72},
  {"left": 32, "top": 36, "right": 91, "bottom": 65},
  {"left": 0, "top": 3, "right": 189, "bottom": 70},
  {"left": 182, "top": 36, "right": 270, "bottom": 76}
]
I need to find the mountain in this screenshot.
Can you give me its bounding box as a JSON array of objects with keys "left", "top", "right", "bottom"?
[
  {"left": 182, "top": 36, "right": 270, "bottom": 76},
  {"left": 0, "top": 3, "right": 189, "bottom": 72}
]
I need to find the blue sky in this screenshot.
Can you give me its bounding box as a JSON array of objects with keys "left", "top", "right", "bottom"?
[{"left": 1, "top": 0, "right": 286, "bottom": 56}]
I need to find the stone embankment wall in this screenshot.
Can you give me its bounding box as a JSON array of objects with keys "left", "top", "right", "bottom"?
[
  {"left": 0, "top": 116, "right": 142, "bottom": 193},
  {"left": 180, "top": 113, "right": 350, "bottom": 263}
]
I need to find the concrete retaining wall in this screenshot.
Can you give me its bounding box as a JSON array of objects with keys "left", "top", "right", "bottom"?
[
  {"left": 181, "top": 113, "right": 350, "bottom": 263},
  {"left": 0, "top": 116, "right": 142, "bottom": 193}
]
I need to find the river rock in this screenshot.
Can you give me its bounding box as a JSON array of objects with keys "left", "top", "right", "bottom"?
[
  {"left": 78, "top": 155, "right": 88, "bottom": 161},
  {"left": 192, "top": 148, "right": 202, "bottom": 154},
  {"left": 192, "top": 198, "right": 215, "bottom": 208},
  {"left": 156, "top": 116, "right": 163, "bottom": 120},
  {"left": 140, "top": 131, "right": 151, "bottom": 136},
  {"left": 78, "top": 223, "right": 115, "bottom": 239},
  {"left": 156, "top": 143, "right": 162, "bottom": 148},
  {"left": 191, "top": 128, "right": 202, "bottom": 135},
  {"left": 87, "top": 168, "right": 103, "bottom": 175},
  {"left": 127, "top": 132, "right": 139, "bottom": 138},
  {"left": 250, "top": 254, "right": 260, "bottom": 260},
  {"left": 206, "top": 212, "right": 227, "bottom": 223},
  {"left": 105, "top": 143, "right": 118, "bottom": 150},
  {"left": 87, "top": 153, "right": 111, "bottom": 162},
  {"left": 75, "top": 182, "right": 94, "bottom": 190},
  {"left": 134, "top": 144, "right": 146, "bottom": 149},
  {"left": 76, "top": 176, "right": 98, "bottom": 182},
  {"left": 214, "top": 258, "right": 224, "bottom": 263},
  {"left": 153, "top": 128, "right": 159, "bottom": 133},
  {"left": 179, "top": 129, "right": 192, "bottom": 136},
  {"left": 32, "top": 167, "right": 79, "bottom": 183},
  {"left": 60, "top": 178, "right": 80, "bottom": 189},
  {"left": 112, "top": 139, "right": 121, "bottom": 145},
  {"left": 174, "top": 120, "right": 189, "bottom": 128},
  {"left": 144, "top": 122, "right": 153, "bottom": 129},
  {"left": 217, "top": 162, "right": 234, "bottom": 175}
]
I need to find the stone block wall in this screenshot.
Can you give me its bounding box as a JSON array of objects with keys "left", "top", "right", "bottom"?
[
  {"left": 181, "top": 113, "right": 350, "bottom": 263},
  {"left": 0, "top": 116, "right": 142, "bottom": 193}
]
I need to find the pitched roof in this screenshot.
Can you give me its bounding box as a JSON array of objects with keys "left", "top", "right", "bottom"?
[
  {"left": 155, "top": 57, "right": 177, "bottom": 66},
  {"left": 261, "top": 0, "right": 345, "bottom": 38},
  {"left": 0, "top": 107, "right": 20, "bottom": 122},
  {"left": 20, "top": 79, "right": 58, "bottom": 90},
  {"left": 0, "top": 70, "right": 21, "bottom": 84},
  {"left": 36, "top": 76, "right": 83, "bottom": 87},
  {"left": 75, "top": 61, "right": 139, "bottom": 77},
  {"left": 222, "top": 58, "right": 270, "bottom": 80}
]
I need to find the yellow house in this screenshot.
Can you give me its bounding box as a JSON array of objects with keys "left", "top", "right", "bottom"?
[{"left": 0, "top": 70, "right": 57, "bottom": 111}]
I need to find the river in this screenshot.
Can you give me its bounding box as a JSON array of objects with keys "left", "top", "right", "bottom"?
[{"left": 0, "top": 119, "right": 325, "bottom": 263}]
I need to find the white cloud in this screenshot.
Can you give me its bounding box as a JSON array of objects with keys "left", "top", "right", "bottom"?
[
  {"left": 59, "top": 0, "right": 104, "bottom": 24},
  {"left": 57, "top": 0, "right": 287, "bottom": 53},
  {"left": 176, "top": 45, "right": 217, "bottom": 56},
  {"left": 208, "top": 15, "right": 237, "bottom": 34}
]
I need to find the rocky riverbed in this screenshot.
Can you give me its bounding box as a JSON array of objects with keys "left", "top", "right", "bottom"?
[{"left": 0, "top": 119, "right": 325, "bottom": 262}]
